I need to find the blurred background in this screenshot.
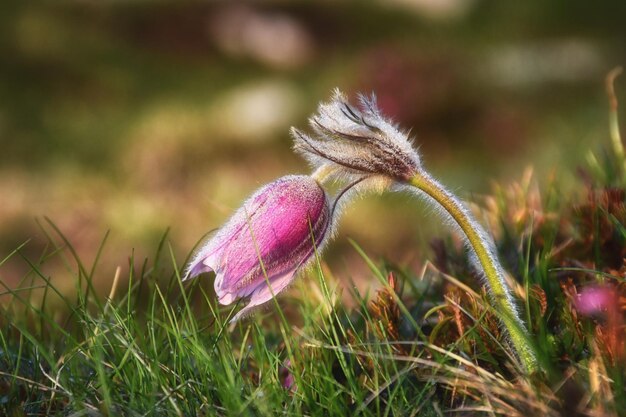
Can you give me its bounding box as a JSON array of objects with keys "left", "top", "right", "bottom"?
[{"left": 1, "top": 0, "right": 625, "bottom": 298}]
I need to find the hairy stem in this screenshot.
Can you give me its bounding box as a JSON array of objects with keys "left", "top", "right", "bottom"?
[{"left": 409, "top": 172, "right": 537, "bottom": 373}]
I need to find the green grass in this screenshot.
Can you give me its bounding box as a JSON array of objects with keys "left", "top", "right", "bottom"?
[{"left": 0, "top": 220, "right": 449, "bottom": 416}]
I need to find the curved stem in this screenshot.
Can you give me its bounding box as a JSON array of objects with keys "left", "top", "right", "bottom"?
[
  {"left": 606, "top": 67, "right": 623, "bottom": 167},
  {"left": 409, "top": 172, "right": 537, "bottom": 373}
]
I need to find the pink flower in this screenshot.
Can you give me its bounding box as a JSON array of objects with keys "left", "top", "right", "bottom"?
[
  {"left": 575, "top": 285, "right": 617, "bottom": 316},
  {"left": 280, "top": 359, "right": 296, "bottom": 391},
  {"left": 575, "top": 284, "right": 625, "bottom": 363},
  {"left": 185, "top": 175, "right": 330, "bottom": 322}
]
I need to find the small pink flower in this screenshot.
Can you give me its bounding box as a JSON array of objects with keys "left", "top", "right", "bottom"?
[
  {"left": 185, "top": 175, "right": 330, "bottom": 322},
  {"left": 575, "top": 284, "right": 625, "bottom": 363},
  {"left": 280, "top": 359, "right": 296, "bottom": 391},
  {"left": 575, "top": 285, "right": 617, "bottom": 316}
]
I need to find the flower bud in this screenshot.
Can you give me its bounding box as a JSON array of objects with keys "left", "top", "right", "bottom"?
[
  {"left": 291, "top": 89, "right": 421, "bottom": 182},
  {"left": 185, "top": 175, "right": 330, "bottom": 322}
]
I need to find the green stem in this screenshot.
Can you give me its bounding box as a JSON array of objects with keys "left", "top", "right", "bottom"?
[
  {"left": 409, "top": 173, "right": 537, "bottom": 373},
  {"left": 606, "top": 67, "right": 623, "bottom": 170}
]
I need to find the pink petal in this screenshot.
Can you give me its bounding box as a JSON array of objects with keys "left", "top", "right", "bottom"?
[
  {"left": 184, "top": 246, "right": 222, "bottom": 281},
  {"left": 217, "top": 176, "right": 328, "bottom": 297},
  {"left": 576, "top": 285, "right": 616, "bottom": 316},
  {"left": 184, "top": 189, "right": 273, "bottom": 281},
  {"left": 229, "top": 268, "right": 298, "bottom": 323}
]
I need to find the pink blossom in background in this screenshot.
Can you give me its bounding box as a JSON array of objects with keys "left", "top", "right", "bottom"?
[
  {"left": 185, "top": 175, "right": 330, "bottom": 322},
  {"left": 575, "top": 284, "right": 625, "bottom": 362},
  {"left": 280, "top": 359, "right": 296, "bottom": 391},
  {"left": 575, "top": 285, "right": 617, "bottom": 316}
]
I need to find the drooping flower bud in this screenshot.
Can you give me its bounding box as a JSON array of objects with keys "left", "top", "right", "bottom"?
[
  {"left": 291, "top": 89, "right": 422, "bottom": 182},
  {"left": 185, "top": 175, "right": 330, "bottom": 322}
]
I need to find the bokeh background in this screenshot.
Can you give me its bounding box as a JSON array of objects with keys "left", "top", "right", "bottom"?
[{"left": 1, "top": 0, "right": 625, "bottom": 297}]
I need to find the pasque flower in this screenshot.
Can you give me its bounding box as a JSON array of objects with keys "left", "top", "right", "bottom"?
[
  {"left": 292, "top": 90, "right": 538, "bottom": 372},
  {"left": 185, "top": 175, "right": 330, "bottom": 322}
]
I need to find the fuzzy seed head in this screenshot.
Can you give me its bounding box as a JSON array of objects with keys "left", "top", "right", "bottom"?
[{"left": 291, "top": 89, "right": 422, "bottom": 182}]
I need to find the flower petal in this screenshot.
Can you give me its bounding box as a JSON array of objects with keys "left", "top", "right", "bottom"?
[
  {"left": 229, "top": 268, "right": 298, "bottom": 323},
  {"left": 215, "top": 272, "right": 237, "bottom": 305},
  {"left": 184, "top": 187, "right": 275, "bottom": 282},
  {"left": 184, "top": 240, "right": 225, "bottom": 281},
  {"left": 217, "top": 176, "right": 328, "bottom": 296}
]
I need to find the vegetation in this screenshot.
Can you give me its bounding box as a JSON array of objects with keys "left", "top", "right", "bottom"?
[
  {"left": 1, "top": 76, "right": 625, "bottom": 416},
  {"left": 2, "top": 2, "right": 626, "bottom": 415}
]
